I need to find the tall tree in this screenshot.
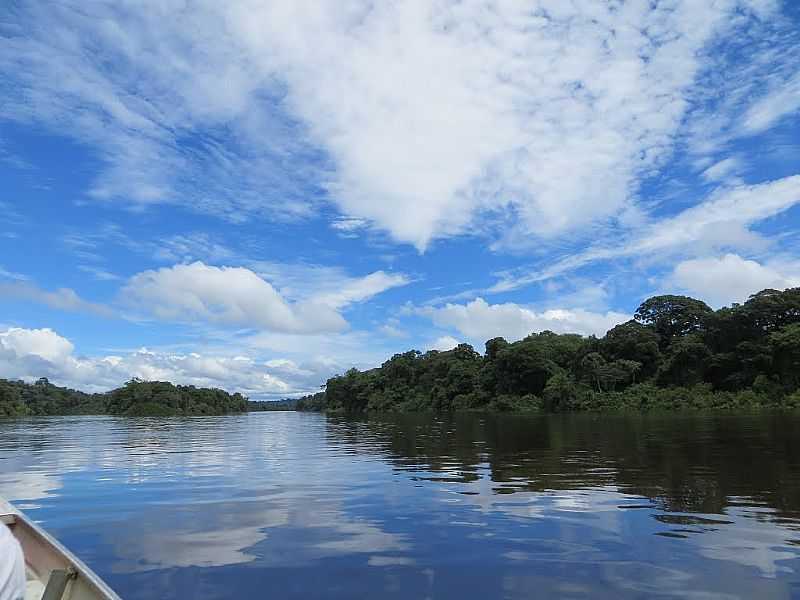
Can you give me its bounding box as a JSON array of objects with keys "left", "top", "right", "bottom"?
[{"left": 634, "top": 295, "right": 713, "bottom": 348}]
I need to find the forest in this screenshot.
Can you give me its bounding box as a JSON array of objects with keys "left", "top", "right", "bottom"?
[
  {"left": 297, "top": 288, "right": 800, "bottom": 414},
  {"left": 0, "top": 378, "right": 248, "bottom": 417},
  {"left": 248, "top": 398, "right": 299, "bottom": 411}
]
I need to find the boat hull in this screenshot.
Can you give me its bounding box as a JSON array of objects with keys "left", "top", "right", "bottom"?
[{"left": 1, "top": 499, "right": 121, "bottom": 600}]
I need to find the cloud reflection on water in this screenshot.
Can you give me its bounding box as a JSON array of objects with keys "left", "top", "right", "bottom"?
[{"left": 1, "top": 413, "right": 800, "bottom": 599}]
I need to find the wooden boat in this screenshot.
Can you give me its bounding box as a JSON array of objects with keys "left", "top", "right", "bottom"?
[{"left": 1, "top": 498, "right": 121, "bottom": 600}]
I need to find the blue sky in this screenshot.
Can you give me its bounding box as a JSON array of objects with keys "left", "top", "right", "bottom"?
[{"left": 1, "top": 0, "right": 799, "bottom": 398}]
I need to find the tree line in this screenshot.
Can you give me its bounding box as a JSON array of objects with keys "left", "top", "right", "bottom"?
[
  {"left": 248, "top": 398, "right": 299, "bottom": 411},
  {"left": 0, "top": 378, "right": 248, "bottom": 417},
  {"left": 297, "top": 288, "right": 800, "bottom": 413}
]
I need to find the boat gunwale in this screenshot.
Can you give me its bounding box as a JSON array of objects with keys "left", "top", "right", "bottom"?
[{"left": 1, "top": 498, "right": 122, "bottom": 600}]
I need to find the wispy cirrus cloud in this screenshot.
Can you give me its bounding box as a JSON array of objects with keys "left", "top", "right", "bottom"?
[
  {"left": 490, "top": 175, "right": 800, "bottom": 293},
  {"left": 741, "top": 72, "right": 800, "bottom": 136},
  {"left": 0, "top": 265, "right": 28, "bottom": 281},
  {"left": 0, "top": 2, "right": 323, "bottom": 222},
  {"left": 2, "top": 0, "right": 793, "bottom": 251},
  {"left": 77, "top": 265, "right": 121, "bottom": 282},
  {"left": 0, "top": 281, "right": 114, "bottom": 317},
  {"left": 702, "top": 158, "right": 743, "bottom": 183}
]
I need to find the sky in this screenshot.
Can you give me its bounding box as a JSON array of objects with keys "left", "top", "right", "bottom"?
[{"left": 1, "top": 0, "right": 799, "bottom": 399}]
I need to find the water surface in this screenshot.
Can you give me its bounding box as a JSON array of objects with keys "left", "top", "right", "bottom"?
[{"left": 2, "top": 412, "right": 800, "bottom": 599}]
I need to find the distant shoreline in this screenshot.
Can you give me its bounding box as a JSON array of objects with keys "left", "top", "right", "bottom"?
[
  {"left": 0, "top": 378, "right": 248, "bottom": 417},
  {"left": 3, "top": 289, "right": 799, "bottom": 418}
]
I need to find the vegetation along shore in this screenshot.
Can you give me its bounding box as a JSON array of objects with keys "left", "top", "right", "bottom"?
[
  {"left": 296, "top": 288, "right": 800, "bottom": 414},
  {"left": 2, "top": 288, "right": 799, "bottom": 417}
]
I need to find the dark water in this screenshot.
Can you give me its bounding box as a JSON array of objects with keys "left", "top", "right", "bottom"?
[{"left": 2, "top": 413, "right": 800, "bottom": 599}]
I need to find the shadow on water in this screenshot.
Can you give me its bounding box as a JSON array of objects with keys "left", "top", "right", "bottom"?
[{"left": 2, "top": 412, "right": 800, "bottom": 599}]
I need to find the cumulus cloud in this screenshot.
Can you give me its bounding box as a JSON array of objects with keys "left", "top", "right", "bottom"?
[
  {"left": 123, "top": 262, "right": 343, "bottom": 333},
  {"left": 0, "top": 328, "right": 74, "bottom": 362},
  {"left": 668, "top": 254, "right": 800, "bottom": 307},
  {"left": 427, "top": 336, "right": 460, "bottom": 352},
  {"left": 421, "top": 298, "right": 628, "bottom": 343},
  {"left": 0, "top": 326, "right": 339, "bottom": 398},
  {"left": 0, "top": 0, "right": 786, "bottom": 249},
  {"left": 121, "top": 262, "right": 408, "bottom": 333}
]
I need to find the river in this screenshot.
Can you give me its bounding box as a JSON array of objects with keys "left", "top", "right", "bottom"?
[{"left": 1, "top": 412, "right": 799, "bottom": 599}]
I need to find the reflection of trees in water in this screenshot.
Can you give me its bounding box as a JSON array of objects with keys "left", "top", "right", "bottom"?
[{"left": 326, "top": 414, "right": 800, "bottom": 518}]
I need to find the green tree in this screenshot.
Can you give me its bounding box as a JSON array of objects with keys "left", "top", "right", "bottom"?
[
  {"left": 768, "top": 322, "right": 800, "bottom": 390},
  {"left": 634, "top": 295, "right": 713, "bottom": 348},
  {"left": 543, "top": 372, "right": 583, "bottom": 412},
  {"left": 656, "top": 335, "right": 711, "bottom": 387},
  {"left": 601, "top": 320, "right": 661, "bottom": 376}
]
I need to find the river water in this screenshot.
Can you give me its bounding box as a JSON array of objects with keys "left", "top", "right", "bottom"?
[{"left": 1, "top": 412, "right": 800, "bottom": 599}]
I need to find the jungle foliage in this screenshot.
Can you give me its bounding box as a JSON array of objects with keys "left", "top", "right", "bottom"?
[
  {"left": 297, "top": 288, "right": 800, "bottom": 414},
  {"left": 248, "top": 398, "right": 300, "bottom": 411},
  {"left": 0, "top": 378, "right": 248, "bottom": 417}
]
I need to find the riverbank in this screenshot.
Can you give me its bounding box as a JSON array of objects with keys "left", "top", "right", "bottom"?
[
  {"left": 295, "top": 383, "right": 800, "bottom": 414},
  {"left": 297, "top": 290, "right": 800, "bottom": 415}
]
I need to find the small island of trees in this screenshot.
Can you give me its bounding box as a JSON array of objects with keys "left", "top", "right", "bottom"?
[
  {"left": 0, "top": 378, "right": 248, "bottom": 417},
  {"left": 297, "top": 288, "right": 800, "bottom": 414}
]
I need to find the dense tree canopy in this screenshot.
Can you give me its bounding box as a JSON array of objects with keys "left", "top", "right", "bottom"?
[
  {"left": 0, "top": 378, "right": 248, "bottom": 417},
  {"left": 634, "top": 295, "right": 713, "bottom": 347},
  {"left": 297, "top": 288, "right": 800, "bottom": 414}
]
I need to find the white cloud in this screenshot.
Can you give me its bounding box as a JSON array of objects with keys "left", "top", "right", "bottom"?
[
  {"left": 421, "top": 298, "right": 628, "bottom": 343},
  {"left": 633, "top": 176, "right": 800, "bottom": 255},
  {"left": 0, "top": 326, "right": 339, "bottom": 398},
  {"left": 490, "top": 175, "right": 800, "bottom": 292},
  {"left": 121, "top": 261, "right": 408, "bottom": 334},
  {"left": 122, "top": 262, "right": 345, "bottom": 333},
  {"left": 235, "top": 0, "right": 780, "bottom": 249},
  {"left": 313, "top": 271, "right": 409, "bottom": 309},
  {"left": 246, "top": 261, "right": 411, "bottom": 307},
  {"left": 427, "top": 336, "right": 460, "bottom": 352},
  {"left": 741, "top": 72, "right": 800, "bottom": 135},
  {"left": 0, "top": 0, "right": 783, "bottom": 249},
  {"left": 0, "top": 328, "right": 74, "bottom": 362},
  {"left": 0, "top": 4, "right": 319, "bottom": 221},
  {"left": 668, "top": 254, "right": 800, "bottom": 307},
  {"left": 701, "top": 157, "right": 741, "bottom": 182}
]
